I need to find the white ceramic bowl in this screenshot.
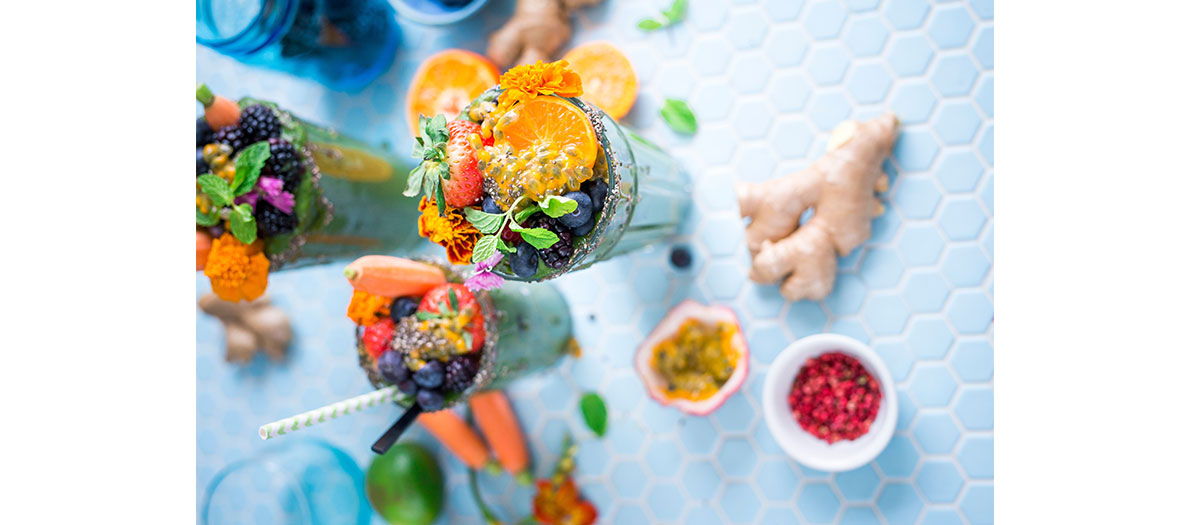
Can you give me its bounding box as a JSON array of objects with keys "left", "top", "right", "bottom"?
[{"left": 762, "top": 333, "right": 898, "bottom": 472}]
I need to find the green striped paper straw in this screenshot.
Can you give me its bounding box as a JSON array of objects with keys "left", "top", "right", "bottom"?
[{"left": 258, "top": 385, "right": 399, "bottom": 440}]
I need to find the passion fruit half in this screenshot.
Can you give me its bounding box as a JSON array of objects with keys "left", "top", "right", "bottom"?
[{"left": 635, "top": 300, "right": 750, "bottom": 415}]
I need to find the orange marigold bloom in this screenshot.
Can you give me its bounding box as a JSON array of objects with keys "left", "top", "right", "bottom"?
[
  {"left": 204, "top": 235, "right": 269, "bottom": 302},
  {"left": 499, "top": 60, "right": 583, "bottom": 109},
  {"left": 533, "top": 478, "right": 597, "bottom": 525},
  {"left": 417, "top": 197, "right": 480, "bottom": 265},
  {"left": 347, "top": 289, "right": 392, "bottom": 326}
]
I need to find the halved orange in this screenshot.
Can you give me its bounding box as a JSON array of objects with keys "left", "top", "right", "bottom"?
[
  {"left": 562, "top": 42, "right": 639, "bottom": 120},
  {"left": 406, "top": 49, "right": 500, "bottom": 136},
  {"left": 498, "top": 96, "right": 597, "bottom": 170}
]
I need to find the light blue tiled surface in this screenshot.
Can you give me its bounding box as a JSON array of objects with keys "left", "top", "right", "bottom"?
[{"left": 197, "top": 0, "right": 992, "bottom": 522}]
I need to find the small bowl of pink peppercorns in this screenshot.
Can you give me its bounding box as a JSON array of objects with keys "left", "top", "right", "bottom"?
[{"left": 762, "top": 333, "right": 898, "bottom": 472}]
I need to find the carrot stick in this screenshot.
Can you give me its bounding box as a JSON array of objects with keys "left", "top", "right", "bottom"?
[
  {"left": 343, "top": 255, "right": 447, "bottom": 297},
  {"left": 470, "top": 390, "right": 531, "bottom": 483},
  {"left": 418, "top": 409, "right": 490, "bottom": 470}
]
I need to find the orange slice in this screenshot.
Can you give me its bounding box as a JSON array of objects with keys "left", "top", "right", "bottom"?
[
  {"left": 406, "top": 49, "right": 500, "bottom": 136},
  {"left": 498, "top": 96, "right": 597, "bottom": 170},
  {"left": 562, "top": 42, "right": 639, "bottom": 120}
]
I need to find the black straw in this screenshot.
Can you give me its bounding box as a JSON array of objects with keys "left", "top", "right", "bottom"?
[{"left": 371, "top": 403, "right": 423, "bottom": 454}]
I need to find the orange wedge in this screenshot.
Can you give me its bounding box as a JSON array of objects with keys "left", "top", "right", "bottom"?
[
  {"left": 562, "top": 42, "right": 639, "bottom": 120},
  {"left": 406, "top": 50, "right": 500, "bottom": 136},
  {"left": 498, "top": 96, "right": 597, "bottom": 170}
]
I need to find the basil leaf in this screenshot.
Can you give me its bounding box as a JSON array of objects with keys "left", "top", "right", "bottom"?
[
  {"left": 232, "top": 142, "right": 272, "bottom": 195},
  {"left": 637, "top": 18, "right": 664, "bottom": 31},
  {"left": 539, "top": 195, "right": 578, "bottom": 218},
  {"left": 229, "top": 203, "right": 257, "bottom": 245},
  {"left": 196, "top": 206, "right": 221, "bottom": 226},
  {"left": 660, "top": 98, "right": 698, "bottom": 135},
  {"left": 472, "top": 235, "right": 499, "bottom": 262},
  {"left": 580, "top": 392, "right": 608, "bottom": 437},
  {"left": 197, "top": 174, "right": 234, "bottom": 207},
  {"left": 511, "top": 226, "right": 559, "bottom": 249},
  {"left": 496, "top": 237, "right": 517, "bottom": 254},
  {"left": 465, "top": 208, "right": 506, "bottom": 234}
]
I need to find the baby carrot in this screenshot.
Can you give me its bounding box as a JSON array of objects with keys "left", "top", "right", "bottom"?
[
  {"left": 470, "top": 390, "right": 531, "bottom": 483},
  {"left": 418, "top": 409, "right": 490, "bottom": 470},
  {"left": 343, "top": 255, "right": 447, "bottom": 297}
]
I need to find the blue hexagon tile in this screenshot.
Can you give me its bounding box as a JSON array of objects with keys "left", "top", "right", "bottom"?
[{"left": 198, "top": 0, "right": 993, "bottom": 522}]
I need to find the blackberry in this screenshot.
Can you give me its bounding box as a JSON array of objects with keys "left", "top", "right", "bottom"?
[
  {"left": 255, "top": 199, "right": 298, "bottom": 238},
  {"left": 444, "top": 353, "right": 480, "bottom": 393},
  {"left": 264, "top": 138, "right": 305, "bottom": 190},
  {"left": 239, "top": 104, "right": 282, "bottom": 143},
  {"left": 211, "top": 125, "right": 248, "bottom": 152},
  {"left": 196, "top": 148, "right": 210, "bottom": 176},
  {"left": 197, "top": 118, "right": 215, "bottom": 148},
  {"left": 529, "top": 215, "right": 574, "bottom": 269}
]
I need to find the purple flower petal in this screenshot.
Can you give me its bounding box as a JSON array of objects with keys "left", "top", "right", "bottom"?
[
  {"left": 263, "top": 191, "right": 296, "bottom": 214},
  {"left": 464, "top": 271, "right": 503, "bottom": 292},
  {"left": 258, "top": 176, "right": 284, "bottom": 196},
  {"left": 235, "top": 192, "right": 259, "bottom": 208}
]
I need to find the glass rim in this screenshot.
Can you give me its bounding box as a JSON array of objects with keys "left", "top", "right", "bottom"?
[{"left": 196, "top": 0, "right": 293, "bottom": 52}]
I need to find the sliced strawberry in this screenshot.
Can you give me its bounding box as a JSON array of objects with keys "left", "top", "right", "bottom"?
[
  {"left": 443, "top": 120, "right": 486, "bottom": 208},
  {"left": 362, "top": 317, "right": 396, "bottom": 360},
  {"left": 419, "top": 283, "right": 486, "bottom": 352}
]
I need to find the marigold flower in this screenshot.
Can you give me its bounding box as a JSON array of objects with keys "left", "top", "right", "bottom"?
[
  {"left": 499, "top": 60, "right": 583, "bottom": 109},
  {"left": 347, "top": 289, "right": 392, "bottom": 326},
  {"left": 204, "top": 235, "right": 269, "bottom": 302},
  {"left": 417, "top": 197, "right": 481, "bottom": 265},
  {"left": 532, "top": 478, "right": 597, "bottom": 525}
]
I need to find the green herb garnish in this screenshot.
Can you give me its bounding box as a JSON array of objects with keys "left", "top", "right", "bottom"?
[
  {"left": 463, "top": 194, "right": 575, "bottom": 263},
  {"left": 228, "top": 203, "right": 257, "bottom": 244},
  {"left": 231, "top": 141, "right": 271, "bottom": 195},
  {"left": 638, "top": 0, "right": 687, "bottom": 31},
  {"left": 580, "top": 392, "right": 608, "bottom": 437},
  {"left": 660, "top": 98, "right": 698, "bottom": 135}
]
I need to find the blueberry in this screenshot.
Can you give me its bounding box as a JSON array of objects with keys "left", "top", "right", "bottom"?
[
  {"left": 413, "top": 360, "right": 445, "bottom": 389},
  {"left": 197, "top": 148, "right": 209, "bottom": 176},
  {"left": 557, "top": 191, "right": 593, "bottom": 228},
  {"left": 378, "top": 351, "right": 408, "bottom": 383},
  {"left": 396, "top": 378, "right": 418, "bottom": 397},
  {"left": 582, "top": 179, "right": 608, "bottom": 213},
  {"left": 509, "top": 243, "right": 539, "bottom": 278},
  {"left": 390, "top": 297, "right": 419, "bottom": 321},
  {"left": 481, "top": 196, "right": 503, "bottom": 214},
  {"left": 571, "top": 220, "right": 594, "bottom": 237},
  {"left": 416, "top": 388, "right": 446, "bottom": 411},
  {"left": 670, "top": 246, "right": 693, "bottom": 269}
]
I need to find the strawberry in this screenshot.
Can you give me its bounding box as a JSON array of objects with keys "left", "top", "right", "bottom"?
[
  {"left": 362, "top": 317, "right": 396, "bottom": 360},
  {"left": 443, "top": 120, "right": 486, "bottom": 208},
  {"left": 419, "top": 283, "right": 486, "bottom": 352}
]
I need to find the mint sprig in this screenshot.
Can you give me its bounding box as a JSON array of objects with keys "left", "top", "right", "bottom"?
[
  {"left": 405, "top": 114, "right": 451, "bottom": 215},
  {"left": 231, "top": 141, "right": 271, "bottom": 196},
  {"left": 638, "top": 0, "right": 687, "bottom": 31},
  {"left": 196, "top": 206, "right": 221, "bottom": 226},
  {"left": 660, "top": 98, "right": 698, "bottom": 135},
  {"left": 229, "top": 203, "right": 257, "bottom": 244},
  {"left": 198, "top": 174, "right": 234, "bottom": 207},
  {"left": 464, "top": 194, "right": 575, "bottom": 262}
]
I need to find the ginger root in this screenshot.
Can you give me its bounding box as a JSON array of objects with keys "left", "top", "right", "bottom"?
[
  {"left": 199, "top": 293, "right": 292, "bottom": 363},
  {"left": 487, "top": 0, "right": 603, "bottom": 70},
  {"left": 738, "top": 113, "right": 900, "bottom": 301}
]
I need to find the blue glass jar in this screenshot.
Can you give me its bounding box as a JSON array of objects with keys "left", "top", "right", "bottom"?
[{"left": 197, "top": 0, "right": 399, "bottom": 92}]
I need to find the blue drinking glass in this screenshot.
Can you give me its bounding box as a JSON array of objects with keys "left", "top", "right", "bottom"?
[
  {"left": 196, "top": 0, "right": 399, "bottom": 92},
  {"left": 201, "top": 439, "right": 372, "bottom": 525}
]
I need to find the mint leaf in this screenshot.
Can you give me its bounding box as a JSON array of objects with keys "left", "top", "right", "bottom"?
[
  {"left": 637, "top": 18, "right": 664, "bottom": 31},
  {"left": 663, "top": 0, "right": 687, "bottom": 22},
  {"left": 511, "top": 225, "right": 559, "bottom": 249},
  {"left": 496, "top": 237, "right": 517, "bottom": 254},
  {"left": 465, "top": 208, "right": 505, "bottom": 234},
  {"left": 196, "top": 206, "right": 220, "bottom": 226},
  {"left": 232, "top": 142, "right": 271, "bottom": 195},
  {"left": 198, "top": 174, "right": 234, "bottom": 207},
  {"left": 660, "top": 98, "right": 698, "bottom": 135},
  {"left": 229, "top": 203, "right": 257, "bottom": 245},
  {"left": 472, "top": 235, "right": 499, "bottom": 262},
  {"left": 515, "top": 205, "right": 540, "bottom": 224},
  {"left": 580, "top": 392, "right": 608, "bottom": 437},
  {"left": 539, "top": 195, "right": 578, "bottom": 218}
]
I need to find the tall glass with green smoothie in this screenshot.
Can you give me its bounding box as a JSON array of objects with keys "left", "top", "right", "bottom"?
[
  {"left": 195, "top": 84, "right": 424, "bottom": 302},
  {"left": 344, "top": 256, "right": 572, "bottom": 412}
]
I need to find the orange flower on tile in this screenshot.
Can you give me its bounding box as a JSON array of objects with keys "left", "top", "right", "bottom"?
[
  {"left": 204, "top": 235, "right": 269, "bottom": 302},
  {"left": 417, "top": 197, "right": 480, "bottom": 265},
  {"left": 347, "top": 289, "right": 392, "bottom": 326},
  {"left": 498, "top": 60, "right": 584, "bottom": 109},
  {"left": 533, "top": 478, "right": 597, "bottom": 525}
]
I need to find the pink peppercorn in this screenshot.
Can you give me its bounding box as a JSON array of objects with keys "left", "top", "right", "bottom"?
[{"left": 788, "top": 352, "right": 882, "bottom": 444}]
